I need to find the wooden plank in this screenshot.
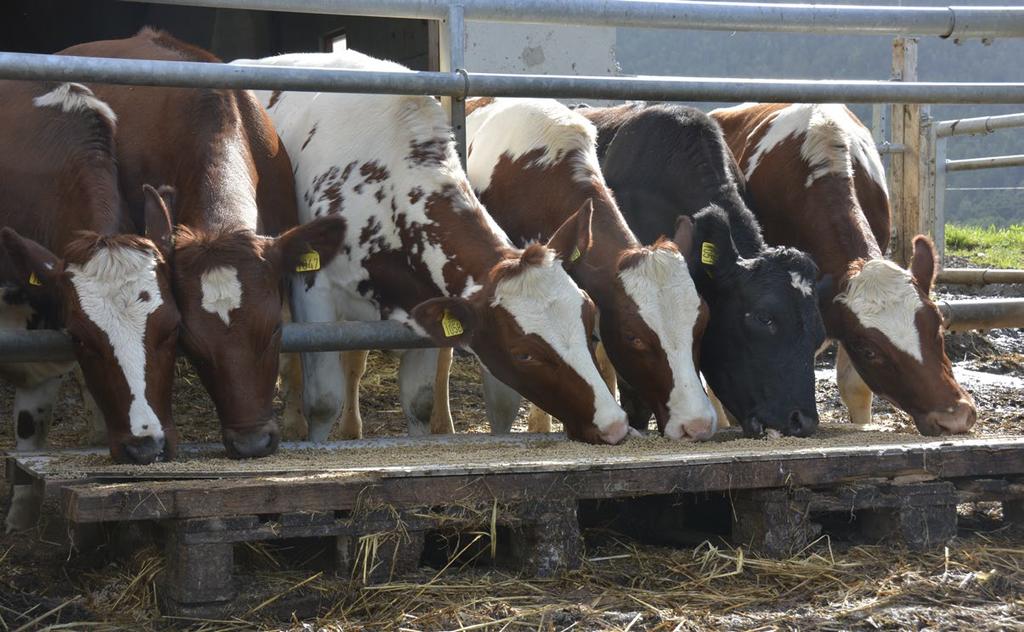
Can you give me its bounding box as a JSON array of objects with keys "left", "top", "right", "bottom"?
[
  {"left": 62, "top": 439, "right": 1024, "bottom": 523},
  {"left": 890, "top": 36, "right": 921, "bottom": 267}
]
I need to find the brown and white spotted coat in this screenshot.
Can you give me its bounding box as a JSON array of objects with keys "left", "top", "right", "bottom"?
[
  {"left": 246, "top": 50, "right": 628, "bottom": 445},
  {"left": 711, "top": 102, "right": 976, "bottom": 435},
  {"left": 465, "top": 98, "right": 717, "bottom": 441},
  {"left": 59, "top": 30, "right": 346, "bottom": 458}
]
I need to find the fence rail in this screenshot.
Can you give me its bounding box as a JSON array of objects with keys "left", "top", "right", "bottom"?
[
  {"left": 118, "top": 0, "right": 1024, "bottom": 38},
  {"left": 946, "top": 153, "right": 1024, "bottom": 172},
  {"left": 937, "top": 113, "right": 1024, "bottom": 138}
]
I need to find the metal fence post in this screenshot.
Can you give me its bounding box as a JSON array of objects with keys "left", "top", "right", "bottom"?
[
  {"left": 890, "top": 36, "right": 921, "bottom": 267},
  {"left": 439, "top": 1, "right": 467, "bottom": 166},
  {"left": 933, "top": 134, "right": 948, "bottom": 264}
]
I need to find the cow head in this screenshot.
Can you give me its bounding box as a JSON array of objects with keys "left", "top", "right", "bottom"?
[
  {"left": 681, "top": 206, "right": 826, "bottom": 438},
  {"left": 412, "top": 240, "right": 628, "bottom": 445},
  {"left": 0, "top": 185, "right": 180, "bottom": 464},
  {"left": 171, "top": 214, "right": 346, "bottom": 458},
  {"left": 595, "top": 219, "right": 716, "bottom": 441},
  {"left": 830, "top": 236, "right": 975, "bottom": 435}
]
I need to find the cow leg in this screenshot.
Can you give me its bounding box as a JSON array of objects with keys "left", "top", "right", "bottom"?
[
  {"left": 480, "top": 364, "right": 522, "bottom": 434},
  {"left": 292, "top": 281, "right": 345, "bottom": 443},
  {"left": 279, "top": 352, "right": 308, "bottom": 440},
  {"left": 525, "top": 405, "right": 551, "bottom": 433},
  {"left": 6, "top": 376, "right": 62, "bottom": 533},
  {"left": 429, "top": 348, "right": 455, "bottom": 435},
  {"left": 837, "top": 344, "right": 873, "bottom": 425},
  {"left": 339, "top": 350, "right": 368, "bottom": 439},
  {"left": 398, "top": 348, "right": 441, "bottom": 436}
]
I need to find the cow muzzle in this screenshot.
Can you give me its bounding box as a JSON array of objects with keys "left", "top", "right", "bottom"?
[
  {"left": 120, "top": 436, "right": 167, "bottom": 465},
  {"left": 915, "top": 398, "right": 977, "bottom": 436},
  {"left": 223, "top": 421, "right": 281, "bottom": 459}
]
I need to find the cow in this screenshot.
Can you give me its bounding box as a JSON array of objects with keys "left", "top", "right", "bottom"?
[
  {"left": 58, "top": 30, "right": 346, "bottom": 458},
  {"left": 0, "top": 80, "right": 181, "bottom": 530},
  {"left": 710, "top": 102, "right": 976, "bottom": 436},
  {"left": 242, "top": 50, "right": 629, "bottom": 445},
  {"left": 575, "top": 103, "right": 827, "bottom": 438},
  {"left": 464, "top": 97, "right": 717, "bottom": 441}
]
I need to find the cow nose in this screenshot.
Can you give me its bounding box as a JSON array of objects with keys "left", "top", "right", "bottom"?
[
  {"left": 224, "top": 422, "right": 281, "bottom": 459},
  {"left": 917, "top": 399, "right": 977, "bottom": 436},
  {"left": 787, "top": 409, "right": 819, "bottom": 437},
  {"left": 665, "top": 413, "right": 718, "bottom": 442},
  {"left": 122, "top": 436, "right": 165, "bottom": 465},
  {"left": 741, "top": 416, "right": 764, "bottom": 438}
]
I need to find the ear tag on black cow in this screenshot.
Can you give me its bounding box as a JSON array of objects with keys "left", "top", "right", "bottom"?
[
  {"left": 441, "top": 309, "right": 464, "bottom": 338},
  {"left": 28, "top": 272, "right": 42, "bottom": 287},
  {"left": 570, "top": 246, "right": 582, "bottom": 263},
  {"left": 295, "top": 249, "right": 321, "bottom": 273},
  {"left": 700, "top": 242, "right": 717, "bottom": 266}
]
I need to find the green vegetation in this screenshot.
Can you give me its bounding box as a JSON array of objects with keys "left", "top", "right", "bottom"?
[{"left": 946, "top": 224, "right": 1024, "bottom": 269}]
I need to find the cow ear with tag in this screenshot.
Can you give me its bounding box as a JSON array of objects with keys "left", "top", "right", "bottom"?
[
  {"left": 681, "top": 205, "right": 738, "bottom": 281},
  {"left": 411, "top": 296, "right": 478, "bottom": 348},
  {"left": 269, "top": 215, "right": 346, "bottom": 278},
  {"left": 0, "top": 228, "right": 64, "bottom": 302},
  {"left": 546, "top": 198, "right": 593, "bottom": 269}
]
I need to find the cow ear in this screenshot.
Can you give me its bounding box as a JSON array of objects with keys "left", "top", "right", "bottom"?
[
  {"left": 689, "top": 205, "right": 739, "bottom": 279},
  {"left": 142, "top": 184, "right": 175, "bottom": 258},
  {"left": 411, "top": 296, "right": 478, "bottom": 348},
  {"left": 672, "top": 215, "right": 696, "bottom": 260},
  {"left": 546, "top": 198, "right": 593, "bottom": 270},
  {"left": 270, "top": 215, "right": 346, "bottom": 277},
  {"left": 0, "top": 228, "right": 64, "bottom": 301},
  {"left": 910, "top": 235, "right": 937, "bottom": 293}
]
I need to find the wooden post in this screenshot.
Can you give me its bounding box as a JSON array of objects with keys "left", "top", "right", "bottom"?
[{"left": 890, "top": 37, "right": 922, "bottom": 267}]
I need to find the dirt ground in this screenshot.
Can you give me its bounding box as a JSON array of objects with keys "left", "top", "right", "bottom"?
[{"left": 1, "top": 284, "right": 1023, "bottom": 630}]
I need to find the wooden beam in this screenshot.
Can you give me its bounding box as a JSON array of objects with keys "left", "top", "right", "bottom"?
[{"left": 890, "top": 36, "right": 922, "bottom": 267}]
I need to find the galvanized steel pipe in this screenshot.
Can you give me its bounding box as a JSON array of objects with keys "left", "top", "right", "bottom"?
[
  {"left": 4, "top": 53, "right": 1024, "bottom": 104},
  {"left": 945, "top": 154, "right": 1024, "bottom": 172},
  {"left": 936, "top": 112, "right": 1024, "bottom": 138},
  {"left": 118, "top": 0, "right": 1024, "bottom": 39},
  {"left": 939, "top": 299, "right": 1024, "bottom": 332},
  {"left": 937, "top": 268, "right": 1024, "bottom": 285}
]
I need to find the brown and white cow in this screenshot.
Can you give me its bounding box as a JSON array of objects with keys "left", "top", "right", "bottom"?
[
  {"left": 243, "top": 50, "right": 629, "bottom": 445},
  {"left": 711, "top": 102, "right": 976, "bottom": 435},
  {"left": 0, "top": 80, "right": 180, "bottom": 528},
  {"left": 59, "top": 30, "right": 346, "bottom": 458},
  {"left": 464, "top": 98, "right": 717, "bottom": 441}
]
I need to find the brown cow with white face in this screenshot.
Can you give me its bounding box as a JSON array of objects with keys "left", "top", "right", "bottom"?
[
  {"left": 245, "top": 50, "right": 628, "bottom": 445},
  {"left": 0, "top": 80, "right": 180, "bottom": 536},
  {"left": 59, "top": 30, "right": 345, "bottom": 458},
  {"left": 465, "top": 98, "right": 717, "bottom": 441},
  {"left": 711, "top": 102, "right": 976, "bottom": 435}
]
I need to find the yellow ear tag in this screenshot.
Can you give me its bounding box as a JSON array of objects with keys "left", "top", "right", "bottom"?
[
  {"left": 700, "top": 242, "right": 717, "bottom": 266},
  {"left": 441, "top": 309, "right": 464, "bottom": 338},
  {"left": 570, "top": 246, "right": 582, "bottom": 262},
  {"left": 28, "top": 272, "right": 42, "bottom": 287},
  {"left": 295, "top": 249, "right": 321, "bottom": 273}
]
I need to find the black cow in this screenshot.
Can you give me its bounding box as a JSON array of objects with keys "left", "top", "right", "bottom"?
[{"left": 579, "top": 103, "right": 827, "bottom": 438}]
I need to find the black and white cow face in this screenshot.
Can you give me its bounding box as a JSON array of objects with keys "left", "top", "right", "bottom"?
[{"left": 680, "top": 206, "right": 826, "bottom": 437}]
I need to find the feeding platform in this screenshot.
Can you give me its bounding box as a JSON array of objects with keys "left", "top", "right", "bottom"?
[{"left": 5, "top": 425, "right": 1024, "bottom": 616}]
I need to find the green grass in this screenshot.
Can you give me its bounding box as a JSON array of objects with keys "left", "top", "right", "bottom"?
[{"left": 945, "top": 224, "right": 1024, "bottom": 269}]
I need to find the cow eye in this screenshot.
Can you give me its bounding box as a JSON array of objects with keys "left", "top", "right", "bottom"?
[
  {"left": 755, "top": 312, "right": 774, "bottom": 327},
  {"left": 514, "top": 352, "right": 532, "bottom": 362}
]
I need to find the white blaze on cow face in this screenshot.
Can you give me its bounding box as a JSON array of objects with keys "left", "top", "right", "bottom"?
[
  {"left": 722, "top": 103, "right": 888, "bottom": 194},
  {"left": 33, "top": 82, "right": 117, "bottom": 127},
  {"left": 67, "top": 247, "right": 165, "bottom": 440},
  {"left": 466, "top": 98, "right": 605, "bottom": 192},
  {"left": 790, "top": 271, "right": 814, "bottom": 297},
  {"left": 200, "top": 266, "right": 243, "bottom": 326},
  {"left": 617, "top": 248, "right": 717, "bottom": 440},
  {"left": 835, "top": 259, "right": 924, "bottom": 363},
  {"left": 490, "top": 249, "right": 624, "bottom": 435}
]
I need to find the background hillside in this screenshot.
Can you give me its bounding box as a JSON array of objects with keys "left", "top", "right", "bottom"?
[{"left": 615, "top": 0, "right": 1024, "bottom": 227}]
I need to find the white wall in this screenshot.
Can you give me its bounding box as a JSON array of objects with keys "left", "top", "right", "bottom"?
[{"left": 465, "top": 22, "right": 618, "bottom": 76}]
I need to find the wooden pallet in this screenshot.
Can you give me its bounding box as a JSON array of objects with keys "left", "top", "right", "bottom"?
[{"left": 5, "top": 430, "right": 1024, "bottom": 616}]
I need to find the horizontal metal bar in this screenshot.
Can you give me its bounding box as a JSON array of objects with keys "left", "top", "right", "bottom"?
[
  {"left": 945, "top": 154, "right": 1024, "bottom": 172},
  {"left": 5, "top": 52, "right": 1024, "bottom": 104},
  {"left": 876, "top": 142, "right": 907, "bottom": 155},
  {"left": 118, "top": 0, "right": 1024, "bottom": 39},
  {"left": 0, "top": 321, "right": 439, "bottom": 363},
  {"left": 937, "top": 268, "right": 1024, "bottom": 285},
  {"left": 939, "top": 299, "right": 1024, "bottom": 331},
  {"left": 936, "top": 112, "right": 1024, "bottom": 137}
]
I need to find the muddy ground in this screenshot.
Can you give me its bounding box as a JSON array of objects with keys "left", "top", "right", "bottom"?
[{"left": 0, "top": 281, "right": 1022, "bottom": 630}]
